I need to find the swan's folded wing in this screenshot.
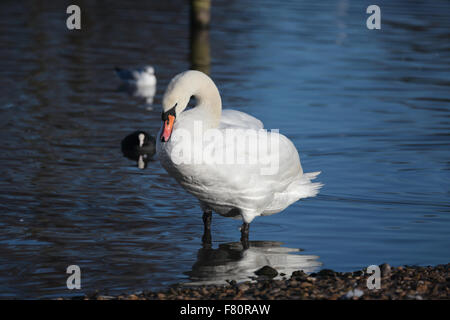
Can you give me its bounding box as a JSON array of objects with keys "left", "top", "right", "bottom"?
[
  {"left": 219, "top": 109, "right": 264, "bottom": 130},
  {"left": 186, "top": 129, "right": 302, "bottom": 213}
]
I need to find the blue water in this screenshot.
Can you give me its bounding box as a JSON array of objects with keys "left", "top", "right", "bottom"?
[{"left": 0, "top": 0, "right": 449, "bottom": 298}]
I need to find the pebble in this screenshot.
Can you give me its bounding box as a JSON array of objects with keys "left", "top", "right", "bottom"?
[
  {"left": 254, "top": 265, "right": 278, "bottom": 278},
  {"left": 156, "top": 293, "right": 165, "bottom": 299},
  {"left": 380, "top": 263, "right": 392, "bottom": 277},
  {"left": 344, "top": 289, "right": 364, "bottom": 299},
  {"left": 300, "top": 282, "right": 313, "bottom": 288},
  {"left": 238, "top": 283, "right": 250, "bottom": 292}
]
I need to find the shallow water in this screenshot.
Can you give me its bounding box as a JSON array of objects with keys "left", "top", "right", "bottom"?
[{"left": 0, "top": 0, "right": 449, "bottom": 298}]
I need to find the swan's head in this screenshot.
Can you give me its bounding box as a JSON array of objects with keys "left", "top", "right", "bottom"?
[
  {"left": 144, "top": 66, "right": 155, "bottom": 75},
  {"left": 160, "top": 70, "right": 220, "bottom": 142}
]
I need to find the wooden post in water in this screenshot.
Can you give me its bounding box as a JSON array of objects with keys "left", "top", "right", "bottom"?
[
  {"left": 190, "top": 28, "right": 210, "bottom": 74},
  {"left": 190, "top": 0, "right": 211, "bottom": 74},
  {"left": 190, "top": 0, "right": 211, "bottom": 29}
]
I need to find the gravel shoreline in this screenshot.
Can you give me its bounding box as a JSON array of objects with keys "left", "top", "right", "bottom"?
[{"left": 71, "top": 263, "right": 449, "bottom": 300}]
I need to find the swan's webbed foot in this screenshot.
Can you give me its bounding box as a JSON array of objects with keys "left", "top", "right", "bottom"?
[
  {"left": 240, "top": 222, "right": 250, "bottom": 250},
  {"left": 201, "top": 210, "right": 212, "bottom": 247}
]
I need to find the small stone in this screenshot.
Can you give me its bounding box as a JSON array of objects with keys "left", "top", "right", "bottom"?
[
  {"left": 289, "top": 280, "right": 298, "bottom": 286},
  {"left": 255, "top": 266, "right": 278, "bottom": 278},
  {"left": 416, "top": 284, "right": 428, "bottom": 294},
  {"left": 238, "top": 283, "right": 249, "bottom": 291},
  {"left": 157, "top": 293, "right": 166, "bottom": 299},
  {"left": 300, "top": 282, "right": 313, "bottom": 288},
  {"left": 271, "top": 288, "right": 281, "bottom": 294},
  {"left": 380, "top": 263, "right": 392, "bottom": 277},
  {"left": 291, "top": 270, "right": 307, "bottom": 280},
  {"left": 343, "top": 289, "right": 364, "bottom": 299},
  {"left": 318, "top": 269, "right": 336, "bottom": 277},
  {"left": 226, "top": 280, "right": 237, "bottom": 286}
]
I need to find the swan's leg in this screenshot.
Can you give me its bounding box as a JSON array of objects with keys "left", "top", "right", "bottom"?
[
  {"left": 240, "top": 222, "right": 250, "bottom": 249},
  {"left": 202, "top": 209, "right": 212, "bottom": 246}
]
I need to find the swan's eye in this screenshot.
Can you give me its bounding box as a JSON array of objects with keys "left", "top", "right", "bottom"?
[{"left": 161, "top": 103, "right": 177, "bottom": 121}]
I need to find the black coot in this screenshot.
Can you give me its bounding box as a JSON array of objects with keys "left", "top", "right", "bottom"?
[{"left": 121, "top": 131, "right": 156, "bottom": 169}]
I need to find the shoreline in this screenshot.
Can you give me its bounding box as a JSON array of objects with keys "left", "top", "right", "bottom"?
[{"left": 67, "top": 263, "right": 449, "bottom": 300}]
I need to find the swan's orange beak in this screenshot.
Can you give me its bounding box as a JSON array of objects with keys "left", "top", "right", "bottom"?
[{"left": 161, "top": 114, "right": 175, "bottom": 142}]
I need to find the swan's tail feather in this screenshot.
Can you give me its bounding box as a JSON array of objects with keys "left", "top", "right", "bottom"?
[
  {"left": 262, "top": 172, "right": 322, "bottom": 216},
  {"left": 295, "top": 171, "right": 323, "bottom": 199},
  {"left": 304, "top": 171, "right": 321, "bottom": 180}
]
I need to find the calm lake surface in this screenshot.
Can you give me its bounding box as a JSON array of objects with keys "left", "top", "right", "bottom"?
[{"left": 0, "top": 0, "right": 449, "bottom": 298}]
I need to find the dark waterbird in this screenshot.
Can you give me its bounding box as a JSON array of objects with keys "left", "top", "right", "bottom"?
[{"left": 121, "top": 131, "right": 156, "bottom": 169}]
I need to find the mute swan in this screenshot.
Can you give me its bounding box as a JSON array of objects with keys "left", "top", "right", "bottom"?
[{"left": 157, "top": 70, "right": 322, "bottom": 247}]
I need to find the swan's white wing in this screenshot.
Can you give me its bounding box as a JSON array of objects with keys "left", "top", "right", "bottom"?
[
  {"left": 167, "top": 126, "right": 306, "bottom": 222},
  {"left": 219, "top": 109, "right": 263, "bottom": 130}
]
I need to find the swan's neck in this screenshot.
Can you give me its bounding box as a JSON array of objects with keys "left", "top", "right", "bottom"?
[
  {"left": 193, "top": 78, "right": 222, "bottom": 129},
  {"left": 164, "top": 71, "right": 223, "bottom": 129}
]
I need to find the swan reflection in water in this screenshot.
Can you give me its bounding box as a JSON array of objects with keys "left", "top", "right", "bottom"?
[{"left": 183, "top": 241, "right": 322, "bottom": 286}]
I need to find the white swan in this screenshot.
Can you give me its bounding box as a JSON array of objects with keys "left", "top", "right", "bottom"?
[{"left": 157, "top": 70, "right": 322, "bottom": 245}]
